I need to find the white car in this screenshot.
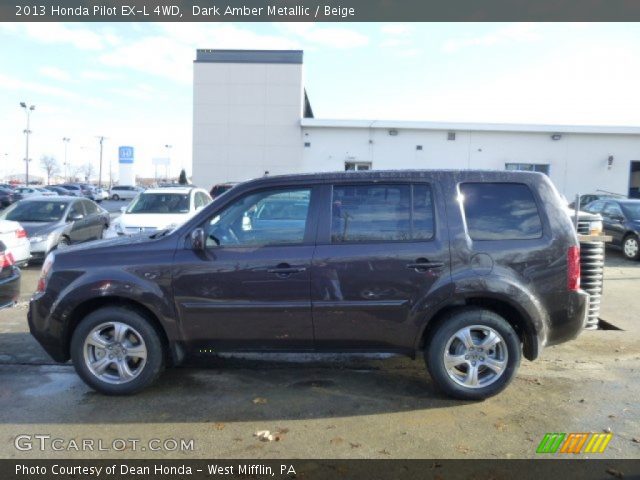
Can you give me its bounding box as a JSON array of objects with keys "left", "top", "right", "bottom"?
[
  {"left": 109, "top": 185, "right": 144, "bottom": 201},
  {"left": 0, "top": 220, "right": 30, "bottom": 267},
  {"left": 95, "top": 188, "right": 109, "bottom": 202},
  {"left": 108, "top": 187, "right": 212, "bottom": 236}
]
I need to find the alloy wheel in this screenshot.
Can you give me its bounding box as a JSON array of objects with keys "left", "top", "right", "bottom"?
[
  {"left": 83, "top": 322, "right": 148, "bottom": 384},
  {"left": 443, "top": 325, "right": 508, "bottom": 389}
]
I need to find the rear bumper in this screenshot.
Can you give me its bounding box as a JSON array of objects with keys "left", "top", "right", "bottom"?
[
  {"left": 0, "top": 267, "right": 20, "bottom": 309},
  {"left": 7, "top": 240, "right": 30, "bottom": 266},
  {"left": 546, "top": 289, "right": 589, "bottom": 347}
]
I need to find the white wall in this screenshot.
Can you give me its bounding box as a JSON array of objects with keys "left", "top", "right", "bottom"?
[
  {"left": 193, "top": 61, "right": 304, "bottom": 189},
  {"left": 301, "top": 127, "right": 640, "bottom": 199}
]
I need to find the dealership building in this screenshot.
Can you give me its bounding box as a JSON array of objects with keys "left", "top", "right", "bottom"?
[{"left": 193, "top": 49, "right": 640, "bottom": 199}]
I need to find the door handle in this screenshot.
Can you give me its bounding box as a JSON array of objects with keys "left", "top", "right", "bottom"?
[
  {"left": 406, "top": 260, "right": 444, "bottom": 271},
  {"left": 267, "top": 265, "right": 307, "bottom": 276}
]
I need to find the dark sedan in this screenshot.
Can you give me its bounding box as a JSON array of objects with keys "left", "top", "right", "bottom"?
[
  {"left": 0, "top": 197, "right": 110, "bottom": 262},
  {"left": 45, "top": 186, "right": 73, "bottom": 196},
  {"left": 584, "top": 198, "right": 640, "bottom": 260},
  {"left": 0, "top": 188, "right": 14, "bottom": 208},
  {"left": 0, "top": 240, "right": 20, "bottom": 309}
]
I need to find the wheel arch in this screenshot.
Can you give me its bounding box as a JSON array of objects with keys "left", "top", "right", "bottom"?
[
  {"left": 63, "top": 296, "right": 180, "bottom": 366},
  {"left": 417, "top": 296, "right": 540, "bottom": 361}
]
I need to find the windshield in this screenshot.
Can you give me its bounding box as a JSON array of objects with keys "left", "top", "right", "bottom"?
[
  {"left": 0, "top": 201, "right": 68, "bottom": 222},
  {"left": 621, "top": 203, "right": 640, "bottom": 220},
  {"left": 126, "top": 193, "right": 190, "bottom": 214}
]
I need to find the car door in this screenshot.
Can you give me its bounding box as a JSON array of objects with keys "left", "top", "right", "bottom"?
[
  {"left": 311, "top": 181, "right": 451, "bottom": 351},
  {"left": 65, "top": 200, "right": 89, "bottom": 243},
  {"left": 172, "top": 185, "right": 319, "bottom": 351},
  {"left": 602, "top": 202, "right": 626, "bottom": 246},
  {"left": 80, "top": 200, "right": 104, "bottom": 240}
]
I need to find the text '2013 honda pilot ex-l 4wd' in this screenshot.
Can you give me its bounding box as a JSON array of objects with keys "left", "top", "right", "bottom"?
[{"left": 29, "top": 170, "right": 588, "bottom": 400}]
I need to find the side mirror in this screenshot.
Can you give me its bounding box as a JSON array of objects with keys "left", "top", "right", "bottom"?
[
  {"left": 120, "top": 206, "right": 127, "bottom": 213},
  {"left": 190, "top": 228, "right": 205, "bottom": 251},
  {"left": 68, "top": 213, "right": 83, "bottom": 222}
]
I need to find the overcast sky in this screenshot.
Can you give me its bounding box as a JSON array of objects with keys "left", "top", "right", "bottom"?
[{"left": 1, "top": 22, "right": 639, "bottom": 182}]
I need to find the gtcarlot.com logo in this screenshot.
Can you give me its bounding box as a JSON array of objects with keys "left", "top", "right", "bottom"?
[{"left": 536, "top": 432, "right": 613, "bottom": 454}]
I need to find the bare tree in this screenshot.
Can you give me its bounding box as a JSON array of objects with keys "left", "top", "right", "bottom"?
[
  {"left": 69, "top": 165, "right": 83, "bottom": 182},
  {"left": 80, "top": 163, "right": 95, "bottom": 182},
  {"left": 40, "top": 155, "right": 60, "bottom": 185}
]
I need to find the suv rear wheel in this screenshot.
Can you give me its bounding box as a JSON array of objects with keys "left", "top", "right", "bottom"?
[
  {"left": 622, "top": 234, "right": 640, "bottom": 260},
  {"left": 425, "top": 307, "right": 521, "bottom": 400},
  {"left": 70, "top": 307, "right": 165, "bottom": 395}
]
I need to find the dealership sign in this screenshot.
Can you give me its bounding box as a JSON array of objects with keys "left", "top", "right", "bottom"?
[{"left": 118, "top": 146, "right": 134, "bottom": 164}]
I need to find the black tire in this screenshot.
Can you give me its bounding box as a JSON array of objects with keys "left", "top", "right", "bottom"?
[
  {"left": 425, "top": 307, "right": 521, "bottom": 400},
  {"left": 622, "top": 234, "right": 640, "bottom": 261},
  {"left": 70, "top": 306, "right": 165, "bottom": 395},
  {"left": 112, "top": 194, "right": 120, "bottom": 201}
]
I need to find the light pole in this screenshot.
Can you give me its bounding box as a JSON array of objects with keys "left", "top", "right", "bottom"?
[
  {"left": 62, "top": 137, "right": 70, "bottom": 182},
  {"left": 20, "top": 102, "right": 35, "bottom": 185},
  {"left": 96, "top": 136, "right": 106, "bottom": 188},
  {"left": 164, "top": 144, "right": 172, "bottom": 181}
]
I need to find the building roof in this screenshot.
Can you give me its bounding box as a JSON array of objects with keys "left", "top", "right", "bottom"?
[
  {"left": 195, "top": 49, "right": 303, "bottom": 64},
  {"left": 301, "top": 118, "right": 640, "bottom": 135}
]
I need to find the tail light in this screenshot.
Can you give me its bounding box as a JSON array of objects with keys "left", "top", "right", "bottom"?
[
  {"left": 16, "top": 228, "right": 27, "bottom": 239},
  {"left": 36, "top": 254, "right": 55, "bottom": 293},
  {"left": 0, "top": 251, "right": 14, "bottom": 270},
  {"left": 568, "top": 245, "right": 580, "bottom": 291}
]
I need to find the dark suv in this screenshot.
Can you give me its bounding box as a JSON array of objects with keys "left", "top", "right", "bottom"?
[{"left": 28, "top": 171, "right": 588, "bottom": 400}]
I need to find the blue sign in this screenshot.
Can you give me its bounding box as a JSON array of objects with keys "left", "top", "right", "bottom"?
[{"left": 118, "top": 146, "right": 134, "bottom": 164}]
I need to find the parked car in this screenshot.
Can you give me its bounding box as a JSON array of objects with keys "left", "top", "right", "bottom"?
[
  {"left": 0, "top": 184, "right": 16, "bottom": 190},
  {"left": 0, "top": 197, "right": 109, "bottom": 262},
  {"left": 12, "top": 186, "right": 44, "bottom": 201},
  {"left": 583, "top": 198, "right": 640, "bottom": 260},
  {"left": 108, "top": 187, "right": 212, "bottom": 236},
  {"left": 94, "top": 188, "right": 109, "bottom": 202},
  {"left": 0, "top": 187, "right": 15, "bottom": 208},
  {"left": 110, "top": 185, "right": 143, "bottom": 201},
  {"left": 59, "top": 183, "right": 93, "bottom": 198},
  {"left": 45, "top": 186, "right": 73, "bottom": 196},
  {"left": 209, "top": 182, "right": 237, "bottom": 199},
  {"left": 56, "top": 184, "right": 83, "bottom": 197},
  {"left": 0, "top": 220, "right": 30, "bottom": 267},
  {"left": 0, "top": 241, "right": 20, "bottom": 309},
  {"left": 568, "top": 193, "right": 625, "bottom": 210},
  {"left": 28, "top": 170, "right": 588, "bottom": 399}
]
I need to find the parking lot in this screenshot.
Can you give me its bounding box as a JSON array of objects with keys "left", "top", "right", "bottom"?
[{"left": 0, "top": 247, "right": 638, "bottom": 459}]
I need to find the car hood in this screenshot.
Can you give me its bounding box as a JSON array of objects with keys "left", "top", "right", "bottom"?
[
  {"left": 57, "top": 231, "right": 158, "bottom": 254},
  {"left": 117, "top": 212, "right": 191, "bottom": 229},
  {"left": 20, "top": 222, "right": 64, "bottom": 237}
]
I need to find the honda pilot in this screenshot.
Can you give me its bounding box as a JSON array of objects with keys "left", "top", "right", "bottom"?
[{"left": 28, "top": 170, "right": 588, "bottom": 400}]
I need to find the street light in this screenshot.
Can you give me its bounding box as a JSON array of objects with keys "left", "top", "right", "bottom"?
[
  {"left": 20, "top": 102, "right": 35, "bottom": 185},
  {"left": 96, "top": 136, "right": 107, "bottom": 188},
  {"left": 62, "top": 137, "right": 70, "bottom": 182},
  {"left": 164, "top": 144, "right": 172, "bottom": 181}
]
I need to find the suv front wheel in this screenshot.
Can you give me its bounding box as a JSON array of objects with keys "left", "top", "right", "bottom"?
[
  {"left": 70, "top": 307, "right": 165, "bottom": 395},
  {"left": 425, "top": 308, "right": 521, "bottom": 400}
]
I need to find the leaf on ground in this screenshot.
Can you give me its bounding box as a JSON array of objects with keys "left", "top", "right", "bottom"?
[
  {"left": 329, "top": 437, "right": 344, "bottom": 445},
  {"left": 252, "top": 397, "right": 268, "bottom": 405}
]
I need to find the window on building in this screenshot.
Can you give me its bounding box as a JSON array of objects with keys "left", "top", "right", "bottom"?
[
  {"left": 505, "top": 163, "right": 550, "bottom": 175},
  {"left": 447, "top": 132, "right": 456, "bottom": 141},
  {"left": 344, "top": 161, "right": 372, "bottom": 171},
  {"left": 331, "top": 184, "right": 434, "bottom": 243},
  {"left": 416, "top": 145, "right": 423, "bottom": 150},
  {"left": 459, "top": 183, "right": 543, "bottom": 241}
]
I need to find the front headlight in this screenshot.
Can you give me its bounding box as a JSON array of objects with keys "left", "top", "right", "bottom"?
[{"left": 589, "top": 220, "right": 603, "bottom": 236}]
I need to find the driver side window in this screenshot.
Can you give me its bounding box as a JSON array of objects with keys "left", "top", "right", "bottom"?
[{"left": 206, "top": 188, "right": 311, "bottom": 247}]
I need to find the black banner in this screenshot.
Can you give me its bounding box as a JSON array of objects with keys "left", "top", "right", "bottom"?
[
  {"left": 4, "top": 460, "right": 640, "bottom": 480},
  {"left": 3, "top": 0, "right": 640, "bottom": 22}
]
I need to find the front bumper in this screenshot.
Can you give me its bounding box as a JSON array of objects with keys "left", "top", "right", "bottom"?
[
  {"left": 28, "top": 292, "right": 68, "bottom": 362},
  {"left": 0, "top": 267, "right": 20, "bottom": 309}
]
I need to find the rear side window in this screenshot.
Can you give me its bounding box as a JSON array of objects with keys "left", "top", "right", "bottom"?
[
  {"left": 460, "top": 183, "right": 542, "bottom": 240},
  {"left": 331, "top": 184, "right": 434, "bottom": 242}
]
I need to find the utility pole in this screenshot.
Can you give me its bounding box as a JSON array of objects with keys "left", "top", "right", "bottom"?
[
  {"left": 20, "top": 102, "right": 35, "bottom": 185},
  {"left": 62, "top": 137, "right": 70, "bottom": 182},
  {"left": 164, "top": 144, "right": 172, "bottom": 182},
  {"left": 96, "top": 136, "right": 106, "bottom": 187}
]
